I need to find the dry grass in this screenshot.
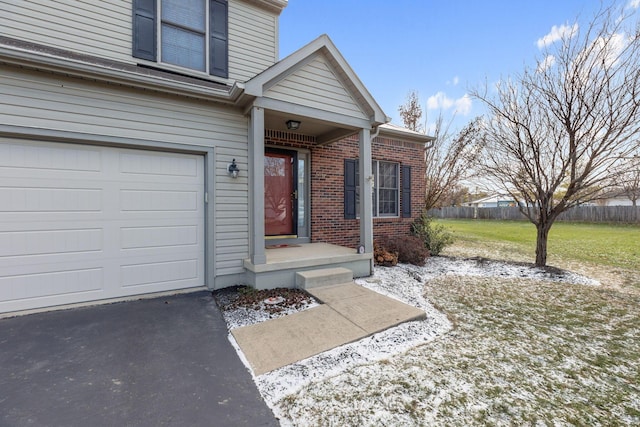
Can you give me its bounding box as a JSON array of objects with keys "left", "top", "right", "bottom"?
[{"left": 277, "top": 239, "right": 640, "bottom": 426}]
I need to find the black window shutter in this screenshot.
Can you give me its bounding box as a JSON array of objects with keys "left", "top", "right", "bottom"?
[
  {"left": 402, "top": 165, "right": 412, "bottom": 218},
  {"left": 344, "top": 159, "right": 357, "bottom": 219},
  {"left": 132, "top": 0, "right": 156, "bottom": 61},
  {"left": 210, "top": 0, "right": 229, "bottom": 78}
]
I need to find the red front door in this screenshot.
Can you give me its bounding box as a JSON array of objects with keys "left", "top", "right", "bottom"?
[{"left": 265, "top": 151, "right": 296, "bottom": 236}]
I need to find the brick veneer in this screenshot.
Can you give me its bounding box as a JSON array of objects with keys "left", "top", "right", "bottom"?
[{"left": 265, "top": 130, "right": 426, "bottom": 248}]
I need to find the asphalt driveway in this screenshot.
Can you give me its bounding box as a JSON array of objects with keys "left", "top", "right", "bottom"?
[{"left": 0, "top": 291, "right": 279, "bottom": 427}]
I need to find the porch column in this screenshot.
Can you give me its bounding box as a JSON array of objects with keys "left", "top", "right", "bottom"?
[
  {"left": 249, "top": 106, "right": 266, "bottom": 264},
  {"left": 358, "top": 127, "right": 374, "bottom": 255}
]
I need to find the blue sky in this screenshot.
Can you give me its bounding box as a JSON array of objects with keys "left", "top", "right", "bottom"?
[{"left": 279, "top": 0, "right": 639, "bottom": 133}]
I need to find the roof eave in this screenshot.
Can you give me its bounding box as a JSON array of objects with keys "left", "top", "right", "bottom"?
[
  {"left": 378, "top": 124, "right": 436, "bottom": 144},
  {"left": 0, "top": 43, "right": 241, "bottom": 104}
]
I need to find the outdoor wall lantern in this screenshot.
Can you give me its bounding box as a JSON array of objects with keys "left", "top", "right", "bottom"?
[
  {"left": 228, "top": 159, "right": 240, "bottom": 178},
  {"left": 286, "top": 120, "right": 301, "bottom": 131}
]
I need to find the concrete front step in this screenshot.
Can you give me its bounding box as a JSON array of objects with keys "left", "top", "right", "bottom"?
[{"left": 295, "top": 267, "right": 353, "bottom": 289}]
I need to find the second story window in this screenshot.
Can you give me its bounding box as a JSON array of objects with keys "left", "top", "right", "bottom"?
[
  {"left": 133, "top": 0, "right": 229, "bottom": 79},
  {"left": 161, "top": 0, "right": 206, "bottom": 72}
]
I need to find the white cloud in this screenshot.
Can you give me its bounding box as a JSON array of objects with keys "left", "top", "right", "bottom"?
[
  {"left": 537, "top": 54, "right": 556, "bottom": 72},
  {"left": 426, "top": 92, "right": 472, "bottom": 115},
  {"left": 629, "top": 0, "right": 640, "bottom": 9},
  {"left": 427, "top": 91, "right": 454, "bottom": 110},
  {"left": 454, "top": 94, "right": 472, "bottom": 115},
  {"left": 593, "top": 32, "right": 627, "bottom": 67},
  {"left": 446, "top": 76, "right": 460, "bottom": 86},
  {"left": 537, "top": 23, "right": 579, "bottom": 49}
]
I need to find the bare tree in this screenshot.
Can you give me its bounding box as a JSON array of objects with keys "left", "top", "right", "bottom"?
[
  {"left": 398, "top": 90, "right": 424, "bottom": 133},
  {"left": 424, "top": 115, "right": 484, "bottom": 211},
  {"left": 472, "top": 4, "right": 640, "bottom": 266},
  {"left": 398, "top": 91, "right": 484, "bottom": 210}
]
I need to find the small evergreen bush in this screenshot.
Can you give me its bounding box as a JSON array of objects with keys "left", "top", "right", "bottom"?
[{"left": 411, "top": 211, "right": 454, "bottom": 256}]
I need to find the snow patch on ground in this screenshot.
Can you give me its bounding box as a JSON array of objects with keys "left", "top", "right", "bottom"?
[{"left": 220, "top": 256, "right": 599, "bottom": 424}]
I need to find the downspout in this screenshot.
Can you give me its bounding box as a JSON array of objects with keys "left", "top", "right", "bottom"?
[
  {"left": 370, "top": 124, "right": 381, "bottom": 141},
  {"left": 368, "top": 124, "right": 381, "bottom": 197}
]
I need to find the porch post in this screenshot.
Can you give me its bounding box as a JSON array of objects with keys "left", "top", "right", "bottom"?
[
  {"left": 358, "top": 127, "right": 374, "bottom": 255},
  {"left": 249, "top": 106, "right": 266, "bottom": 264}
]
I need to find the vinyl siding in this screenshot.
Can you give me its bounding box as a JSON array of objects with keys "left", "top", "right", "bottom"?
[
  {"left": 0, "top": 65, "right": 250, "bottom": 278},
  {"left": 228, "top": 0, "right": 278, "bottom": 82},
  {"left": 265, "top": 55, "right": 368, "bottom": 120},
  {"left": 0, "top": 0, "right": 132, "bottom": 63}
]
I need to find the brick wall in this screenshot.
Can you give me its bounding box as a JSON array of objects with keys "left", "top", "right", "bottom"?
[{"left": 265, "top": 130, "right": 426, "bottom": 248}]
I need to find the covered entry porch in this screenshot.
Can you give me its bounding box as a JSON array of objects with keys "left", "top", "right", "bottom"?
[{"left": 240, "top": 35, "right": 388, "bottom": 289}]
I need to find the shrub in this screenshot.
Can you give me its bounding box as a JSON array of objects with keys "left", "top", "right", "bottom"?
[
  {"left": 374, "top": 240, "right": 398, "bottom": 266},
  {"left": 411, "top": 211, "right": 454, "bottom": 256},
  {"left": 375, "top": 235, "right": 430, "bottom": 266}
]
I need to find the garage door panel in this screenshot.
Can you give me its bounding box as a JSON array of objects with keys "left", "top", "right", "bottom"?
[
  {"left": 119, "top": 151, "right": 199, "bottom": 179},
  {"left": 121, "top": 259, "right": 199, "bottom": 288},
  {"left": 0, "top": 187, "right": 102, "bottom": 213},
  {"left": 0, "top": 141, "right": 102, "bottom": 173},
  {"left": 0, "top": 139, "right": 206, "bottom": 313},
  {"left": 0, "top": 228, "right": 102, "bottom": 257},
  {"left": 121, "top": 225, "right": 198, "bottom": 250},
  {"left": 0, "top": 267, "right": 104, "bottom": 302},
  {"left": 120, "top": 189, "right": 199, "bottom": 212}
]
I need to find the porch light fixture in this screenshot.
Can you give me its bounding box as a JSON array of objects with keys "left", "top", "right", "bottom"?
[
  {"left": 286, "top": 120, "right": 301, "bottom": 131},
  {"left": 228, "top": 159, "right": 240, "bottom": 178}
]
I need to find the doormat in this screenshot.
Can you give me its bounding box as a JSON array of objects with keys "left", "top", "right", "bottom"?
[{"left": 265, "top": 244, "right": 301, "bottom": 249}]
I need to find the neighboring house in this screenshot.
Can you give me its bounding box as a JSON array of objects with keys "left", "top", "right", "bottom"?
[
  {"left": 0, "top": 0, "right": 433, "bottom": 314},
  {"left": 464, "top": 194, "right": 517, "bottom": 208},
  {"left": 594, "top": 190, "right": 636, "bottom": 207}
]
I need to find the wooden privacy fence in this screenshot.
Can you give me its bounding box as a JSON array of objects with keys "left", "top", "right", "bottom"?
[{"left": 428, "top": 206, "right": 640, "bottom": 223}]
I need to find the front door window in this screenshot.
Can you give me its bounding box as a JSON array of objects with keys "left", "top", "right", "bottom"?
[{"left": 264, "top": 151, "right": 297, "bottom": 236}]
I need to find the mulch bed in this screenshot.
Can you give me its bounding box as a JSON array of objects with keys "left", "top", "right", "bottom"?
[{"left": 212, "top": 286, "right": 317, "bottom": 315}]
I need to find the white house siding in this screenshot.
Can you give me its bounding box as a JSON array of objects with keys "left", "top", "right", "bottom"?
[
  {"left": 229, "top": 0, "right": 279, "bottom": 82},
  {"left": 0, "top": 65, "right": 250, "bottom": 283},
  {"left": 0, "top": 0, "right": 132, "bottom": 63},
  {"left": 265, "top": 55, "right": 368, "bottom": 120}
]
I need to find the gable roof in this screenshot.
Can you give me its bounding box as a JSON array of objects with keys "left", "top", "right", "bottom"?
[{"left": 244, "top": 34, "right": 388, "bottom": 126}]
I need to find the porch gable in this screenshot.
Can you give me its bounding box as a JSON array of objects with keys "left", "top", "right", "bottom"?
[{"left": 262, "top": 53, "right": 368, "bottom": 121}]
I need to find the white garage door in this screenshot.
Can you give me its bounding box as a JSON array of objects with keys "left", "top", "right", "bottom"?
[{"left": 0, "top": 139, "right": 206, "bottom": 314}]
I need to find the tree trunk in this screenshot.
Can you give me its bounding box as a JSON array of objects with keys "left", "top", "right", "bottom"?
[{"left": 535, "top": 222, "right": 552, "bottom": 267}]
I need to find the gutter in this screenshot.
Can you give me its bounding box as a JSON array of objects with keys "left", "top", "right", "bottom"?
[{"left": 0, "top": 41, "right": 244, "bottom": 105}]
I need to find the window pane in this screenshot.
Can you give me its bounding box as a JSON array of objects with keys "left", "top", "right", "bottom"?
[
  {"left": 162, "top": 0, "right": 205, "bottom": 32},
  {"left": 380, "top": 162, "right": 398, "bottom": 189},
  {"left": 377, "top": 161, "right": 399, "bottom": 216},
  {"left": 379, "top": 189, "right": 398, "bottom": 215},
  {"left": 298, "top": 158, "right": 306, "bottom": 231},
  {"left": 161, "top": 25, "right": 205, "bottom": 71},
  {"left": 355, "top": 161, "right": 360, "bottom": 216}
]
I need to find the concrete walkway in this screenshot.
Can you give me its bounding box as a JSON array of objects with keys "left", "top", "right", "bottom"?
[{"left": 231, "top": 283, "right": 425, "bottom": 376}]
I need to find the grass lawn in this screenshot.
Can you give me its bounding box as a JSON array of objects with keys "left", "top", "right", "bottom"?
[
  {"left": 277, "top": 221, "right": 640, "bottom": 426},
  {"left": 435, "top": 219, "right": 640, "bottom": 270}
]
